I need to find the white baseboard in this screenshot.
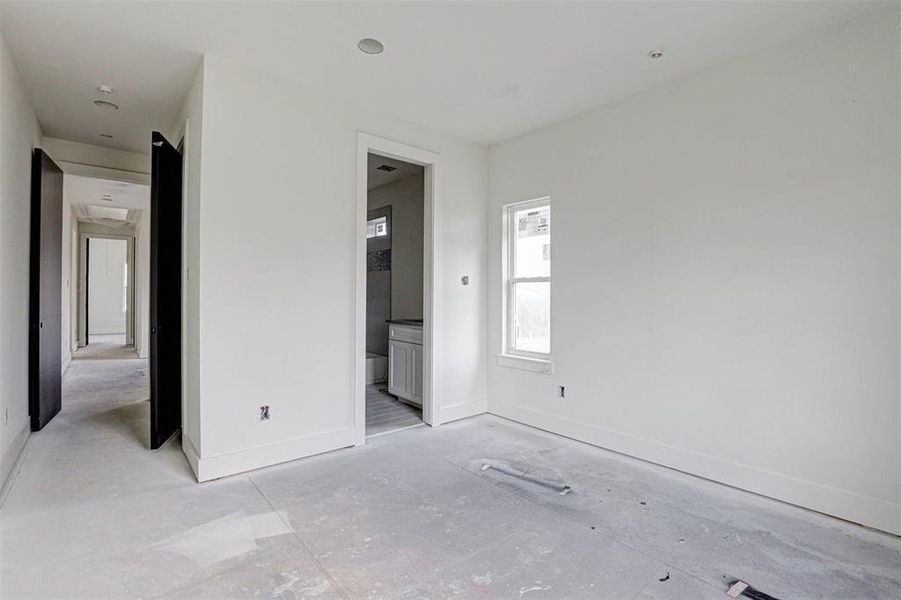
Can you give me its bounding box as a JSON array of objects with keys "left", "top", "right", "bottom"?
[
  {"left": 182, "top": 435, "right": 201, "bottom": 481},
  {"left": 0, "top": 418, "right": 30, "bottom": 499},
  {"left": 437, "top": 396, "right": 487, "bottom": 426},
  {"left": 61, "top": 353, "right": 72, "bottom": 376},
  {"left": 194, "top": 427, "right": 356, "bottom": 482},
  {"left": 491, "top": 401, "right": 900, "bottom": 536}
]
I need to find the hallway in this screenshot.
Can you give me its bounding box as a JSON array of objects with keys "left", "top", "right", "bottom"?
[{"left": 0, "top": 338, "right": 196, "bottom": 597}]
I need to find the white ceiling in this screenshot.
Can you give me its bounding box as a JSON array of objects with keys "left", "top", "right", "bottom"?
[
  {"left": 65, "top": 174, "right": 149, "bottom": 210},
  {"left": 368, "top": 154, "right": 423, "bottom": 191},
  {"left": 85, "top": 204, "right": 129, "bottom": 222},
  {"left": 1, "top": 1, "right": 889, "bottom": 151}
]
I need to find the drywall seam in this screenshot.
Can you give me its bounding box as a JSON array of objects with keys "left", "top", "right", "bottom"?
[{"left": 491, "top": 401, "right": 900, "bottom": 535}]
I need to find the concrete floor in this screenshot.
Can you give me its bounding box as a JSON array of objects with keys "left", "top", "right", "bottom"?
[
  {"left": 77, "top": 333, "right": 131, "bottom": 359},
  {"left": 2, "top": 352, "right": 900, "bottom": 599}
]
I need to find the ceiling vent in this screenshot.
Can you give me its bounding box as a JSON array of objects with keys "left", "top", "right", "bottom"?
[{"left": 376, "top": 164, "right": 397, "bottom": 172}]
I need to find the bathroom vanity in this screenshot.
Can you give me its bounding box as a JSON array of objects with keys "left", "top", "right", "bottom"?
[{"left": 387, "top": 320, "right": 423, "bottom": 407}]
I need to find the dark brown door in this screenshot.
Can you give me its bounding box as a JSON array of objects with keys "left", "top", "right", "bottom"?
[
  {"left": 29, "top": 149, "right": 63, "bottom": 431},
  {"left": 149, "top": 132, "right": 183, "bottom": 449}
]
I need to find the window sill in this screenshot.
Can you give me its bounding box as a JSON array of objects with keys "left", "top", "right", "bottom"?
[{"left": 496, "top": 354, "right": 554, "bottom": 375}]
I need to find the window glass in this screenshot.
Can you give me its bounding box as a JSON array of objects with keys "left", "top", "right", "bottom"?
[
  {"left": 514, "top": 206, "right": 550, "bottom": 278},
  {"left": 505, "top": 200, "right": 551, "bottom": 358},
  {"left": 512, "top": 281, "right": 550, "bottom": 354}
]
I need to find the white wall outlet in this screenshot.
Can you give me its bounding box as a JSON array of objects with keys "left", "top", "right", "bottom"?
[{"left": 558, "top": 385, "right": 565, "bottom": 399}]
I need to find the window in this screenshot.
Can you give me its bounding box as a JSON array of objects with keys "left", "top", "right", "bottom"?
[
  {"left": 504, "top": 198, "right": 550, "bottom": 361},
  {"left": 367, "top": 215, "right": 388, "bottom": 239}
]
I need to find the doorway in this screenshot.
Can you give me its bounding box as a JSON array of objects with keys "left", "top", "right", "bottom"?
[
  {"left": 79, "top": 235, "right": 135, "bottom": 351},
  {"left": 355, "top": 134, "right": 439, "bottom": 444}
]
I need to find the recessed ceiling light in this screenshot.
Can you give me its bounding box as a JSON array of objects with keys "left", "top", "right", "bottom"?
[
  {"left": 97, "top": 84, "right": 114, "bottom": 95},
  {"left": 649, "top": 49, "right": 664, "bottom": 59},
  {"left": 93, "top": 99, "right": 119, "bottom": 110},
  {"left": 100, "top": 133, "right": 114, "bottom": 139},
  {"left": 358, "top": 38, "right": 384, "bottom": 55}
]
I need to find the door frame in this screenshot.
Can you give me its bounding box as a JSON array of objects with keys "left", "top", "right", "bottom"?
[
  {"left": 78, "top": 232, "right": 136, "bottom": 346},
  {"left": 355, "top": 132, "right": 439, "bottom": 445}
]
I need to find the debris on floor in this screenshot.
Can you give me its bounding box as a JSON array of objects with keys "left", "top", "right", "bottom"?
[
  {"left": 479, "top": 460, "right": 571, "bottom": 495},
  {"left": 726, "top": 578, "right": 780, "bottom": 600},
  {"left": 658, "top": 572, "right": 670, "bottom": 582}
]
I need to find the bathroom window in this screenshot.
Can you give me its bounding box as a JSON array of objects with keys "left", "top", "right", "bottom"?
[
  {"left": 503, "top": 198, "right": 551, "bottom": 361},
  {"left": 367, "top": 215, "right": 388, "bottom": 239}
]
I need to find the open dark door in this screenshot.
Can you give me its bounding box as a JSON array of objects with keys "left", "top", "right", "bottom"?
[
  {"left": 149, "top": 132, "right": 183, "bottom": 449},
  {"left": 29, "top": 149, "right": 63, "bottom": 431}
]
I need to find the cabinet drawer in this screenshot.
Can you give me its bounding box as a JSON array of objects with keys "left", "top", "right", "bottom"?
[{"left": 389, "top": 325, "right": 423, "bottom": 345}]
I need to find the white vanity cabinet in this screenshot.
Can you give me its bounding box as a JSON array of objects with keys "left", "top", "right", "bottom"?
[{"left": 388, "top": 322, "right": 423, "bottom": 406}]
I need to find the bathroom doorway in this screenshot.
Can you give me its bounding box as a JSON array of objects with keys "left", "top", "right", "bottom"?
[{"left": 355, "top": 134, "right": 439, "bottom": 443}]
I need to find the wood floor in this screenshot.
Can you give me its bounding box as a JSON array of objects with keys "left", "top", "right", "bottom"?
[{"left": 366, "top": 383, "right": 422, "bottom": 436}]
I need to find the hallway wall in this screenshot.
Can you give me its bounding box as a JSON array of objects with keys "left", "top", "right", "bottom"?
[
  {"left": 0, "top": 31, "right": 42, "bottom": 489},
  {"left": 87, "top": 238, "right": 128, "bottom": 336}
]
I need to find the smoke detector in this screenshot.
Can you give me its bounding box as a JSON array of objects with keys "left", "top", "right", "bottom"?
[
  {"left": 358, "top": 38, "right": 384, "bottom": 55},
  {"left": 649, "top": 48, "right": 664, "bottom": 59}
]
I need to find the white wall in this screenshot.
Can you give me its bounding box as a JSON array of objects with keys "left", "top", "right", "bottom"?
[
  {"left": 186, "top": 55, "right": 487, "bottom": 480},
  {"left": 368, "top": 172, "right": 425, "bottom": 320},
  {"left": 87, "top": 238, "right": 127, "bottom": 335},
  {"left": 174, "top": 61, "right": 205, "bottom": 470},
  {"left": 0, "top": 31, "right": 42, "bottom": 489},
  {"left": 488, "top": 11, "right": 901, "bottom": 535}
]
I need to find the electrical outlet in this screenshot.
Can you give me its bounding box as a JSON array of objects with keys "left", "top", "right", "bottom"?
[
  {"left": 259, "top": 405, "right": 270, "bottom": 420},
  {"left": 558, "top": 385, "right": 565, "bottom": 399},
  {"left": 3, "top": 408, "right": 8, "bottom": 425}
]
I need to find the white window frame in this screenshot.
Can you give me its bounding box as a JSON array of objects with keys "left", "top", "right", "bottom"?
[{"left": 500, "top": 197, "right": 552, "bottom": 372}]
